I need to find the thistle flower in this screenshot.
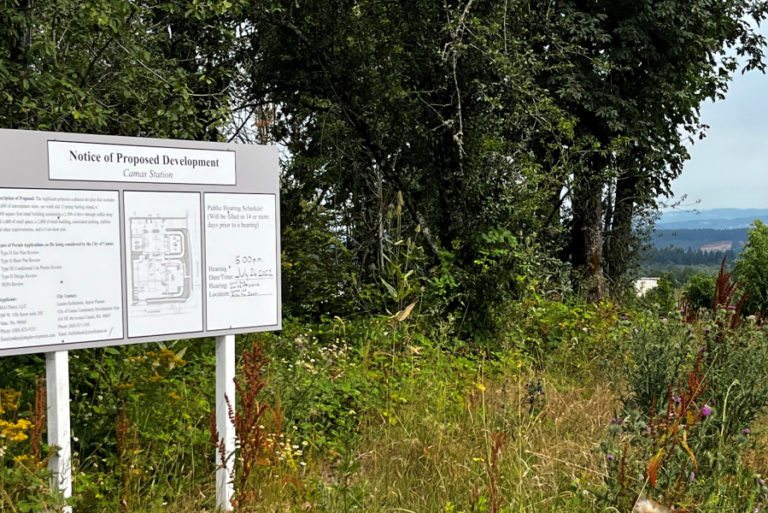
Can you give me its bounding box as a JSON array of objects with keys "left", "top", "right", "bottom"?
[
  {"left": 701, "top": 405, "right": 712, "bottom": 417},
  {"left": 606, "top": 454, "right": 615, "bottom": 461},
  {"left": 744, "top": 428, "right": 751, "bottom": 435}
]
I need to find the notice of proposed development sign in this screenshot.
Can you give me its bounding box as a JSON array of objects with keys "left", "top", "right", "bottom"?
[{"left": 0, "top": 129, "right": 280, "bottom": 356}]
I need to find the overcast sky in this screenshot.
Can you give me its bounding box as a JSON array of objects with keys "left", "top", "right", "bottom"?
[{"left": 666, "top": 63, "right": 768, "bottom": 210}]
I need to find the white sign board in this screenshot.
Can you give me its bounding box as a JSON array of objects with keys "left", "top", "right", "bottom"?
[{"left": 0, "top": 130, "right": 281, "bottom": 356}]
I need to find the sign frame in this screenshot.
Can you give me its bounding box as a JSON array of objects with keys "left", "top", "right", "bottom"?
[{"left": 0, "top": 128, "right": 281, "bottom": 357}]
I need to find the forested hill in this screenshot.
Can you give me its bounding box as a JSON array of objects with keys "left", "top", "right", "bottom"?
[
  {"left": 651, "top": 228, "right": 749, "bottom": 251},
  {"left": 649, "top": 209, "right": 768, "bottom": 251}
]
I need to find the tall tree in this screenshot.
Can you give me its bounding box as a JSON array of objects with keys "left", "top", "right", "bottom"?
[
  {"left": 544, "top": 0, "right": 767, "bottom": 298},
  {"left": 239, "top": 0, "right": 576, "bottom": 316}
]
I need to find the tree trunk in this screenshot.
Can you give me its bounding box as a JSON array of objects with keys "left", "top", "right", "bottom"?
[
  {"left": 571, "top": 164, "right": 608, "bottom": 302},
  {"left": 604, "top": 170, "right": 640, "bottom": 292}
]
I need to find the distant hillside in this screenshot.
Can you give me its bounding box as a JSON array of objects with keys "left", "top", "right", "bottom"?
[
  {"left": 651, "top": 228, "right": 749, "bottom": 251},
  {"left": 657, "top": 208, "right": 768, "bottom": 230}
]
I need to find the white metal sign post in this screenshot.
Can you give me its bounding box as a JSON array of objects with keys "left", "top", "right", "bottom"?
[
  {"left": 46, "top": 351, "right": 72, "bottom": 511},
  {"left": 215, "top": 335, "right": 236, "bottom": 508},
  {"left": 0, "top": 129, "right": 281, "bottom": 511}
]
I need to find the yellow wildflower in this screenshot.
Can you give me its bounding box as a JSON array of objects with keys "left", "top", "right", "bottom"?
[
  {"left": 0, "top": 388, "right": 21, "bottom": 414},
  {"left": 13, "top": 454, "right": 33, "bottom": 465},
  {"left": 0, "top": 418, "right": 31, "bottom": 442}
]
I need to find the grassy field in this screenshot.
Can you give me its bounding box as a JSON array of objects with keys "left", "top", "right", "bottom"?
[{"left": 2, "top": 298, "right": 768, "bottom": 512}]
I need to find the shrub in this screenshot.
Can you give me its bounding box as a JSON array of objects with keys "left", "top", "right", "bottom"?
[
  {"left": 685, "top": 273, "right": 717, "bottom": 312},
  {"left": 603, "top": 311, "right": 768, "bottom": 510}
]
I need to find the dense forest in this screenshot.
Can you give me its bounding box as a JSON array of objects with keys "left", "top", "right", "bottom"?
[
  {"left": 3, "top": 2, "right": 768, "bottom": 512},
  {"left": 645, "top": 247, "right": 737, "bottom": 267}
]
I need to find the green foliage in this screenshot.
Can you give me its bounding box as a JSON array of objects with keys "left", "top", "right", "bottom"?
[
  {"left": 245, "top": 0, "right": 579, "bottom": 313},
  {"left": 3, "top": 0, "right": 768, "bottom": 510},
  {"left": 0, "top": 341, "right": 218, "bottom": 511},
  {"left": 0, "top": 385, "right": 61, "bottom": 512},
  {"left": 685, "top": 273, "right": 717, "bottom": 312},
  {"left": 647, "top": 246, "right": 737, "bottom": 267},
  {"left": 5, "top": 303, "right": 768, "bottom": 511},
  {"left": 734, "top": 220, "right": 768, "bottom": 315},
  {"left": 281, "top": 202, "right": 357, "bottom": 318},
  {"left": 0, "top": 0, "right": 241, "bottom": 138},
  {"left": 428, "top": 230, "right": 572, "bottom": 344}
]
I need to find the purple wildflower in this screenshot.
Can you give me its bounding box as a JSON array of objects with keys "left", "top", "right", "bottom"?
[
  {"left": 759, "top": 478, "right": 765, "bottom": 486},
  {"left": 674, "top": 396, "right": 682, "bottom": 404},
  {"left": 744, "top": 428, "right": 751, "bottom": 435},
  {"left": 689, "top": 471, "right": 695, "bottom": 482},
  {"left": 701, "top": 404, "right": 712, "bottom": 417},
  {"left": 606, "top": 454, "right": 615, "bottom": 461},
  {"left": 728, "top": 305, "right": 737, "bottom": 310}
]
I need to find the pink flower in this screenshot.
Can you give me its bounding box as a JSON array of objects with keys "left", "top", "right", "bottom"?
[{"left": 701, "top": 405, "right": 712, "bottom": 417}]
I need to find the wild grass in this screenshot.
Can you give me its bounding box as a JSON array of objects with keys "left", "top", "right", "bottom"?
[
  {"left": 2, "top": 300, "right": 768, "bottom": 512},
  {"left": 222, "top": 338, "right": 618, "bottom": 513}
]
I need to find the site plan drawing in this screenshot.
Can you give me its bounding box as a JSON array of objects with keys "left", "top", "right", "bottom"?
[
  {"left": 124, "top": 191, "right": 203, "bottom": 337},
  {"left": 129, "top": 216, "right": 193, "bottom": 304}
]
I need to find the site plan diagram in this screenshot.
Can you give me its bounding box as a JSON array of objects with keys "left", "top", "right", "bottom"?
[
  {"left": 124, "top": 191, "right": 203, "bottom": 337},
  {"left": 129, "top": 216, "right": 193, "bottom": 304}
]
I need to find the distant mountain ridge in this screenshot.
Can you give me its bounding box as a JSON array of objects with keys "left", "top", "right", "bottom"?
[{"left": 657, "top": 208, "right": 768, "bottom": 230}]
